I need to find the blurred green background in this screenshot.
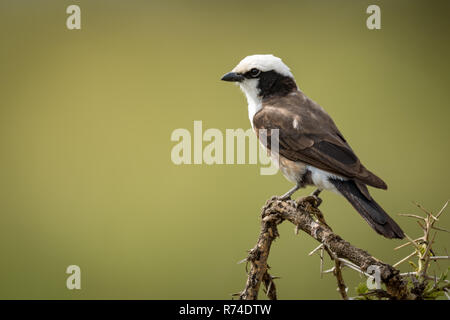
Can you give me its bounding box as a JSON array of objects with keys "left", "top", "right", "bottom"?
[{"left": 0, "top": 0, "right": 449, "bottom": 299}]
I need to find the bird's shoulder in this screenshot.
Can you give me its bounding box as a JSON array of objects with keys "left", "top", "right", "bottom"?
[{"left": 253, "top": 90, "right": 342, "bottom": 142}]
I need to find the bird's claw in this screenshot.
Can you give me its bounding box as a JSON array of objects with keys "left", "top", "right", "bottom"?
[{"left": 297, "top": 195, "right": 322, "bottom": 208}]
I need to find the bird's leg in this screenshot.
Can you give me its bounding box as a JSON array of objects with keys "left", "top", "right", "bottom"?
[
  {"left": 310, "top": 188, "right": 323, "bottom": 207},
  {"left": 311, "top": 188, "right": 322, "bottom": 198},
  {"left": 277, "top": 183, "right": 301, "bottom": 201}
]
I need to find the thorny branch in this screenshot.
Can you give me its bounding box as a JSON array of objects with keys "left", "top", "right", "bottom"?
[{"left": 237, "top": 196, "right": 449, "bottom": 300}]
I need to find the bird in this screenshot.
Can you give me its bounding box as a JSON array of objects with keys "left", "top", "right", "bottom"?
[{"left": 221, "top": 54, "right": 404, "bottom": 239}]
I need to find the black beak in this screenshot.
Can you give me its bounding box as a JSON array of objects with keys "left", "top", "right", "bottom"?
[{"left": 221, "top": 72, "right": 244, "bottom": 82}]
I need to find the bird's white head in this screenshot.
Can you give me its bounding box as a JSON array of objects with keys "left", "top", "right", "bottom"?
[
  {"left": 231, "top": 54, "right": 293, "bottom": 78},
  {"left": 221, "top": 54, "right": 297, "bottom": 121}
]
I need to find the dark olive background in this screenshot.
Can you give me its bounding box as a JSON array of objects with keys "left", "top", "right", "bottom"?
[{"left": 0, "top": 0, "right": 448, "bottom": 299}]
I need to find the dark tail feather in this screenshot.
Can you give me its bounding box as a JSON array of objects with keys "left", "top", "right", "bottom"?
[{"left": 330, "top": 179, "right": 405, "bottom": 239}]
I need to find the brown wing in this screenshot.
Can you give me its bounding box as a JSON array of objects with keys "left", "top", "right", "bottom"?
[{"left": 253, "top": 92, "right": 387, "bottom": 190}]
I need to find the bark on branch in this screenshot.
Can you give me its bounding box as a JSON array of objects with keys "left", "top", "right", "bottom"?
[{"left": 239, "top": 196, "right": 416, "bottom": 300}]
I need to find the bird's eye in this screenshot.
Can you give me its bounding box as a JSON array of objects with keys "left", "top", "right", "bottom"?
[{"left": 249, "top": 68, "right": 261, "bottom": 77}]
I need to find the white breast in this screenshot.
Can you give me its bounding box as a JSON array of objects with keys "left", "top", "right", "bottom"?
[
  {"left": 238, "top": 79, "right": 262, "bottom": 127},
  {"left": 248, "top": 101, "right": 262, "bottom": 127}
]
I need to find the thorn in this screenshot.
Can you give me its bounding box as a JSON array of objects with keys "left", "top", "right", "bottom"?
[
  {"left": 417, "top": 220, "right": 426, "bottom": 231},
  {"left": 431, "top": 225, "right": 450, "bottom": 233},
  {"left": 436, "top": 200, "right": 449, "bottom": 219},
  {"left": 309, "top": 244, "right": 323, "bottom": 256},
  {"left": 399, "top": 213, "right": 427, "bottom": 221},
  {"left": 323, "top": 267, "right": 335, "bottom": 274},
  {"left": 404, "top": 233, "right": 422, "bottom": 251},
  {"left": 393, "top": 251, "right": 416, "bottom": 268},
  {"left": 394, "top": 237, "right": 422, "bottom": 251},
  {"left": 413, "top": 201, "right": 432, "bottom": 216}
]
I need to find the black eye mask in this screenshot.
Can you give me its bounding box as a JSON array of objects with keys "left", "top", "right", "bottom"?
[{"left": 256, "top": 70, "right": 297, "bottom": 98}]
